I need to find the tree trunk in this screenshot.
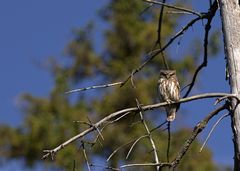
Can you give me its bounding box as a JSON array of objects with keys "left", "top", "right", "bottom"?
[{"left": 219, "top": 0, "right": 240, "bottom": 170}]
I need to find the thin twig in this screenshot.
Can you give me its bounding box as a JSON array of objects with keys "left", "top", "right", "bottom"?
[
  {"left": 140, "top": 2, "right": 153, "bottom": 16},
  {"left": 107, "top": 140, "right": 133, "bottom": 162},
  {"left": 199, "top": 113, "right": 229, "bottom": 152},
  {"left": 103, "top": 112, "right": 131, "bottom": 129},
  {"left": 126, "top": 135, "right": 148, "bottom": 159},
  {"left": 73, "top": 121, "right": 92, "bottom": 127},
  {"left": 154, "top": 0, "right": 169, "bottom": 70},
  {"left": 89, "top": 164, "right": 121, "bottom": 171},
  {"left": 143, "top": 0, "right": 202, "bottom": 17},
  {"left": 81, "top": 142, "right": 91, "bottom": 171},
  {"left": 72, "top": 160, "right": 76, "bottom": 171},
  {"left": 42, "top": 93, "right": 236, "bottom": 159},
  {"left": 87, "top": 117, "right": 104, "bottom": 141},
  {"left": 65, "top": 81, "right": 123, "bottom": 94},
  {"left": 130, "top": 71, "right": 136, "bottom": 88},
  {"left": 156, "top": 0, "right": 165, "bottom": 47},
  {"left": 166, "top": 11, "right": 200, "bottom": 15},
  {"left": 150, "top": 120, "right": 168, "bottom": 133},
  {"left": 107, "top": 121, "right": 167, "bottom": 162},
  {"left": 121, "top": 162, "right": 172, "bottom": 169},
  {"left": 167, "top": 121, "right": 171, "bottom": 163},
  {"left": 215, "top": 94, "right": 240, "bottom": 105}
]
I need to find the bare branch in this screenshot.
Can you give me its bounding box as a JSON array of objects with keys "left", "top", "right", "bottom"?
[
  {"left": 66, "top": 81, "right": 123, "bottom": 94},
  {"left": 183, "top": 1, "right": 218, "bottom": 98},
  {"left": 42, "top": 93, "right": 236, "bottom": 159},
  {"left": 81, "top": 142, "right": 91, "bottom": 171},
  {"left": 166, "top": 11, "right": 200, "bottom": 15},
  {"left": 121, "top": 162, "right": 172, "bottom": 169},
  {"left": 121, "top": 104, "right": 228, "bottom": 170},
  {"left": 215, "top": 94, "right": 240, "bottom": 105},
  {"left": 167, "top": 121, "right": 171, "bottom": 163},
  {"left": 130, "top": 71, "right": 136, "bottom": 88},
  {"left": 140, "top": 2, "right": 153, "bottom": 15},
  {"left": 73, "top": 160, "right": 76, "bottom": 171},
  {"left": 154, "top": 0, "right": 169, "bottom": 70},
  {"left": 89, "top": 164, "right": 121, "bottom": 171},
  {"left": 143, "top": 0, "right": 202, "bottom": 17},
  {"left": 126, "top": 135, "right": 148, "bottom": 159},
  {"left": 107, "top": 121, "right": 167, "bottom": 162},
  {"left": 107, "top": 140, "right": 133, "bottom": 162},
  {"left": 150, "top": 120, "right": 168, "bottom": 132},
  {"left": 87, "top": 117, "right": 104, "bottom": 141}
]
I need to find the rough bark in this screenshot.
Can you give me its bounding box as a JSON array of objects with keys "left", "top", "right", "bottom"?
[{"left": 219, "top": 1, "right": 240, "bottom": 170}]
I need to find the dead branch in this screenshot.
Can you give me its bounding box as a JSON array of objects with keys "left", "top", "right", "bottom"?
[
  {"left": 121, "top": 162, "right": 172, "bottom": 169},
  {"left": 65, "top": 2, "right": 218, "bottom": 94},
  {"left": 42, "top": 93, "right": 236, "bottom": 160},
  {"left": 154, "top": 0, "right": 169, "bottom": 70},
  {"left": 107, "top": 121, "right": 167, "bottom": 162},
  {"left": 120, "top": 104, "right": 228, "bottom": 170},
  {"left": 183, "top": 1, "right": 218, "bottom": 98},
  {"left": 143, "top": 0, "right": 202, "bottom": 17},
  {"left": 120, "top": 7, "right": 214, "bottom": 87},
  {"left": 89, "top": 164, "right": 121, "bottom": 171},
  {"left": 167, "top": 121, "right": 171, "bottom": 163},
  {"left": 81, "top": 142, "right": 91, "bottom": 171},
  {"left": 126, "top": 135, "right": 148, "bottom": 159},
  {"left": 66, "top": 81, "right": 123, "bottom": 94}
]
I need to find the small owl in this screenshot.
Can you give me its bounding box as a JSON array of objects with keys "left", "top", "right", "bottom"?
[{"left": 157, "top": 70, "right": 180, "bottom": 122}]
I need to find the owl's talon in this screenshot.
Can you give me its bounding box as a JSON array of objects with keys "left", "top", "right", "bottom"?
[{"left": 166, "top": 100, "right": 173, "bottom": 104}]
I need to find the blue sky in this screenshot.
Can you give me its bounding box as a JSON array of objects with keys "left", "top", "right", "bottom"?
[
  {"left": 0, "top": 0, "right": 233, "bottom": 170},
  {"left": 0, "top": 0, "right": 106, "bottom": 126}
]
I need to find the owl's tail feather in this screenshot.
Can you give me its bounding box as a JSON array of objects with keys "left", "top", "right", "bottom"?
[{"left": 167, "top": 112, "right": 175, "bottom": 122}]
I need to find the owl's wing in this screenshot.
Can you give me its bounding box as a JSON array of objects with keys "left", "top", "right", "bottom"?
[
  {"left": 169, "top": 81, "right": 180, "bottom": 101},
  {"left": 157, "top": 81, "right": 167, "bottom": 102},
  {"left": 157, "top": 82, "right": 162, "bottom": 101}
]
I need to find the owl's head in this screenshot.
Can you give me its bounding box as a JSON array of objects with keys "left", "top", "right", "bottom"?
[{"left": 159, "top": 70, "right": 176, "bottom": 79}]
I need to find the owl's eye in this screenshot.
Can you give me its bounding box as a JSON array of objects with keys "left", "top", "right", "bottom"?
[{"left": 160, "top": 72, "right": 166, "bottom": 76}]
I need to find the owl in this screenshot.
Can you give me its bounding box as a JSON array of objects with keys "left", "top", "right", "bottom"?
[{"left": 157, "top": 70, "right": 180, "bottom": 122}]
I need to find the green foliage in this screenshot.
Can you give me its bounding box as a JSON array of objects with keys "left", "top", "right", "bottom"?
[{"left": 0, "top": 0, "right": 221, "bottom": 170}]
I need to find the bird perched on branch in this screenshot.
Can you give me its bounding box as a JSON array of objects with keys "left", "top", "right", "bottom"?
[{"left": 157, "top": 70, "right": 180, "bottom": 121}]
